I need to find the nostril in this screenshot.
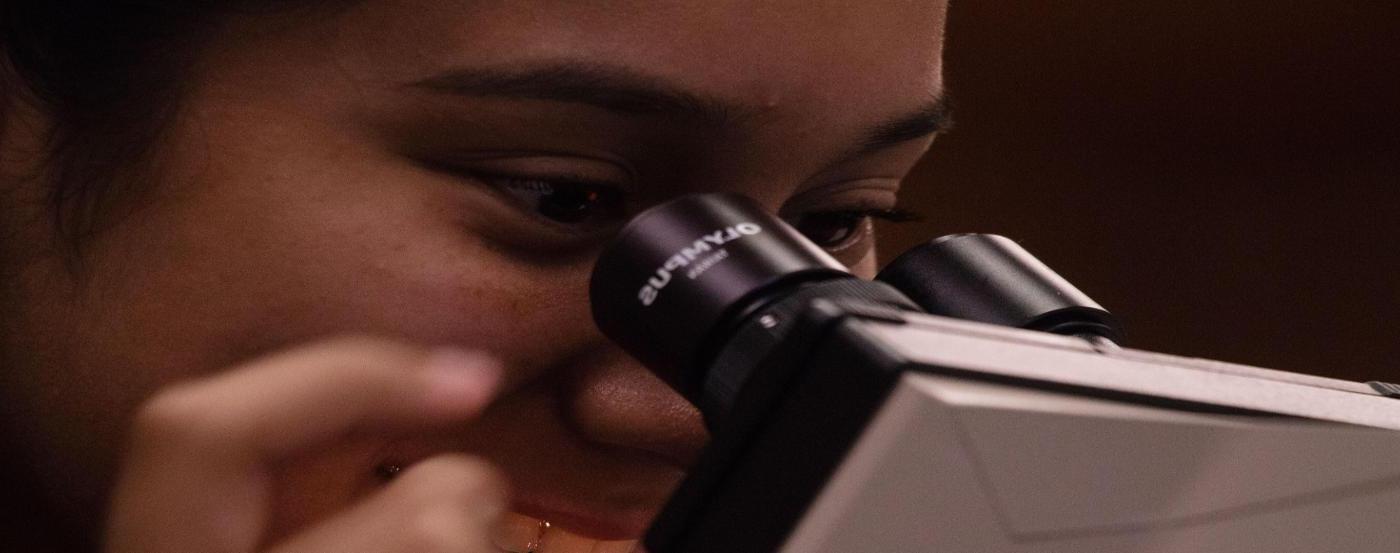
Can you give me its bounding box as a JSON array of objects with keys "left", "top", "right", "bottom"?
[{"left": 559, "top": 355, "right": 709, "bottom": 469}]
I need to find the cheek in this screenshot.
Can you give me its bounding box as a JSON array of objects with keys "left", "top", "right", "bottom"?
[
  {"left": 132, "top": 104, "right": 600, "bottom": 370},
  {"left": 192, "top": 173, "right": 596, "bottom": 374}
]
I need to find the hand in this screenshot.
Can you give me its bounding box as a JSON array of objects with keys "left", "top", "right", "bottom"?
[{"left": 104, "top": 337, "right": 508, "bottom": 553}]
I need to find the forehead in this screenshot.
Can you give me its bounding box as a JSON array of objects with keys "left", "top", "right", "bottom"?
[{"left": 310, "top": 0, "right": 946, "bottom": 113}]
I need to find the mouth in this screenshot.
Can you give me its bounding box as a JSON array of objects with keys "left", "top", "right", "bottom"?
[
  {"left": 493, "top": 511, "right": 640, "bottom": 553},
  {"left": 369, "top": 452, "right": 661, "bottom": 553}
]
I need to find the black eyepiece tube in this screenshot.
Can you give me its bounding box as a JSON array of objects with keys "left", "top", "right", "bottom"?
[
  {"left": 589, "top": 194, "right": 918, "bottom": 417},
  {"left": 590, "top": 194, "right": 848, "bottom": 399},
  {"left": 877, "top": 234, "right": 1123, "bottom": 343}
]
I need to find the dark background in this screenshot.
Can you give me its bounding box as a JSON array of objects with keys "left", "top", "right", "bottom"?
[{"left": 883, "top": 2, "right": 1400, "bottom": 381}]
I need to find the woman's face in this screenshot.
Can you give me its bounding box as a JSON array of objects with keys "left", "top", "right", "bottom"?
[{"left": 3, "top": 0, "right": 946, "bottom": 548}]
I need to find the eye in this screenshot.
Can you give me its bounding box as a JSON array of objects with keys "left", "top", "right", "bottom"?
[
  {"left": 789, "top": 208, "right": 923, "bottom": 250},
  {"left": 791, "top": 211, "right": 867, "bottom": 249},
  {"left": 475, "top": 172, "right": 626, "bottom": 227}
]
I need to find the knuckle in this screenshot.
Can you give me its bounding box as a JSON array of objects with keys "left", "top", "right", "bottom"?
[{"left": 130, "top": 385, "right": 221, "bottom": 446}]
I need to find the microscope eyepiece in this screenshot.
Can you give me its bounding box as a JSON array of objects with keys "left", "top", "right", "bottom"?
[
  {"left": 589, "top": 194, "right": 858, "bottom": 402},
  {"left": 878, "top": 234, "right": 1123, "bottom": 343}
]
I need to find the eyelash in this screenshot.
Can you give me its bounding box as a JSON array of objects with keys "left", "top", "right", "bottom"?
[
  {"left": 785, "top": 207, "right": 924, "bottom": 250},
  {"left": 450, "top": 167, "right": 923, "bottom": 251},
  {"left": 460, "top": 169, "right": 628, "bottom": 230}
]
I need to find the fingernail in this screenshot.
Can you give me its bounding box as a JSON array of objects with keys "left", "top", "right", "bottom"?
[{"left": 422, "top": 348, "right": 502, "bottom": 413}]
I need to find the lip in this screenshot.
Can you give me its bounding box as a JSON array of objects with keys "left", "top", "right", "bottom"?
[
  {"left": 370, "top": 446, "right": 667, "bottom": 541},
  {"left": 512, "top": 492, "right": 659, "bottom": 541}
]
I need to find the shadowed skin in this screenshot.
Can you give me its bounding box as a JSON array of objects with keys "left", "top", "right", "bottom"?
[{"left": 0, "top": 1, "right": 947, "bottom": 549}]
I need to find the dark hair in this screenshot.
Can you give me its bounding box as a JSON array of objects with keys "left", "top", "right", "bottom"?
[
  {"left": 0, "top": 2, "right": 239, "bottom": 246},
  {"left": 2, "top": 4, "right": 220, "bottom": 539},
  {"left": 0, "top": 6, "right": 215, "bottom": 538}
]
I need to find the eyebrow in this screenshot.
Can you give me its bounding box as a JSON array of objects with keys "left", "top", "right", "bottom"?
[
  {"left": 854, "top": 94, "right": 952, "bottom": 156},
  {"left": 412, "top": 62, "right": 950, "bottom": 153}
]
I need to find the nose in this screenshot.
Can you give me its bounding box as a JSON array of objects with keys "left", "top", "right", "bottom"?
[{"left": 558, "top": 345, "right": 709, "bottom": 469}]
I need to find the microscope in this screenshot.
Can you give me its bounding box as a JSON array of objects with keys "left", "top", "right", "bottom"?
[{"left": 589, "top": 194, "right": 1400, "bottom": 553}]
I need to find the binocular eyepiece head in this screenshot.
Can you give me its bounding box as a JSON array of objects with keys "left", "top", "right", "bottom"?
[{"left": 590, "top": 193, "right": 1122, "bottom": 421}]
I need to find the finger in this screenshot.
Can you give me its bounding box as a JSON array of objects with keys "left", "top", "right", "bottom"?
[
  {"left": 105, "top": 337, "right": 502, "bottom": 553},
  {"left": 135, "top": 337, "right": 501, "bottom": 458},
  {"left": 266, "top": 455, "right": 507, "bottom": 553}
]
